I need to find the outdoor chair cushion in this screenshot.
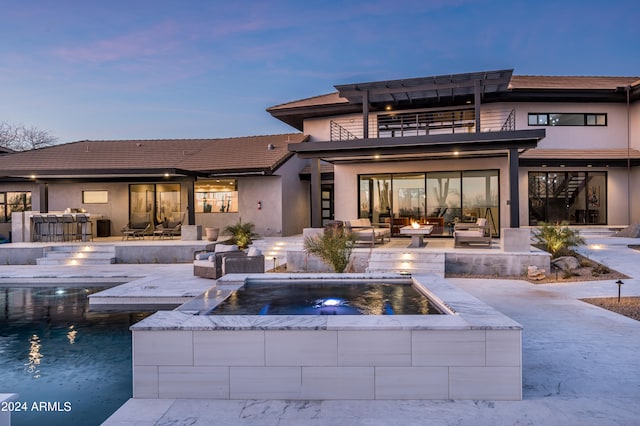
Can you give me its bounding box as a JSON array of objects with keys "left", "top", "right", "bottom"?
[
  {"left": 214, "top": 244, "right": 239, "bottom": 254},
  {"left": 195, "top": 251, "right": 215, "bottom": 260},
  {"left": 247, "top": 247, "right": 262, "bottom": 257}
]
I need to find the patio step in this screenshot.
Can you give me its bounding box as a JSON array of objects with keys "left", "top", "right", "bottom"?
[
  {"left": 36, "top": 245, "right": 116, "bottom": 265},
  {"left": 251, "top": 238, "right": 303, "bottom": 270},
  {"left": 366, "top": 250, "right": 445, "bottom": 276}
]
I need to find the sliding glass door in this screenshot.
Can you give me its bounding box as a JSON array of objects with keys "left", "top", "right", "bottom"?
[
  {"left": 359, "top": 170, "right": 499, "bottom": 236},
  {"left": 129, "top": 183, "right": 181, "bottom": 225}
]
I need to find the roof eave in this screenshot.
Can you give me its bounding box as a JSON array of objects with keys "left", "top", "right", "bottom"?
[{"left": 288, "top": 129, "right": 545, "bottom": 161}]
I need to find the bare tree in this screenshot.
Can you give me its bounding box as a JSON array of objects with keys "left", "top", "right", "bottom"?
[{"left": 0, "top": 121, "right": 58, "bottom": 151}]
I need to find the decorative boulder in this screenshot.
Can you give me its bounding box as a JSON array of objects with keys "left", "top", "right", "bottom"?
[{"left": 552, "top": 256, "right": 581, "bottom": 271}]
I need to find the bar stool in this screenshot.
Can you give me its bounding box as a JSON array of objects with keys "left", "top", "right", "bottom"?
[
  {"left": 61, "top": 214, "right": 76, "bottom": 241},
  {"left": 31, "top": 215, "right": 47, "bottom": 242},
  {"left": 46, "top": 215, "right": 63, "bottom": 242},
  {"left": 76, "top": 214, "right": 93, "bottom": 242}
]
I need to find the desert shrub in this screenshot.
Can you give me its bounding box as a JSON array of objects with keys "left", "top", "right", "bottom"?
[
  {"left": 562, "top": 266, "right": 579, "bottom": 279},
  {"left": 303, "top": 228, "right": 356, "bottom": 273},
  {"left": 591, "top": 263, "right": 611, "bottom": 276},
  {"left": 580, "top": 258, "right": 593, "bottom": 268},
  {"left": 223, "top": 220, "right": 259, "bottom": 250},
  {"left": 533, "top": 222, "right": 585, "bottom": 259}
]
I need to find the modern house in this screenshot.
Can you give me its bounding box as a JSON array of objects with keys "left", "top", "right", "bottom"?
[
  {"left": 1, "top": 68, "right": 639, "bottom": 243},
  {"left": 0, "top": 134, "right": 309, "bottom": 240},
  {"left": 270, "top": 69, "right": 640, "bottom": 236}
]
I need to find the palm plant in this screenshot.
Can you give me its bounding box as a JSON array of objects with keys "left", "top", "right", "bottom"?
[
  {"left": 303, "top": 227, "right": 356, "bottom": 273},
  {"left": 532, "top": 221, "right": 585, "bottom": 258},
  {"left": 223, "top": 220, "right": 259, "bottom": 250}
]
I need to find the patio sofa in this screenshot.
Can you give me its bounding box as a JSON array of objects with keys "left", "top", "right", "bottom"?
[
  {"left": 453, "top": 218, "right": 492, "bottom": 247},
  {"left": 193, "top": 244, "right": 265, "bottom": 279},
  {"left": 344, "top": 218, "right": 391, "bottom": 247}
]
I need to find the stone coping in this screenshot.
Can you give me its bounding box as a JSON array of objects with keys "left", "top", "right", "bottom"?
[{"left": 131, "top": 273, "right": 521, "bottom": 332}]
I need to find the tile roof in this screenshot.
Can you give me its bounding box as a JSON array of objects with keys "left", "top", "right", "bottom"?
[
  {"left": 0, "top": 133, "right": 308, "bottom": 177},
  {"left": 269, "top": 75, "right": 640, "bottom": 111},
  {"left": 521, "top": 148, "right": 640, "bottom": 160},
  {"left": 510, "top": 75, "right": 640, "bottom": 90},
  {"left": 267, "top": 92, "right": 346, "bottom": 111}
]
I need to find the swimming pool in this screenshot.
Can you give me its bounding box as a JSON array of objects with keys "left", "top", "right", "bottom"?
[{"left": 0, "top": 286, "right": 148, "bottom": 426}]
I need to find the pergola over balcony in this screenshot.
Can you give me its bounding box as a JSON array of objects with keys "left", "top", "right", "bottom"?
[{"left": 334, "top": 69, "right": 514, "bottom": 138}]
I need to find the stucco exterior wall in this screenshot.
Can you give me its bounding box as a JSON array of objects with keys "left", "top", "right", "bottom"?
[
  {"left": 196, "top": 176, "right": 282, "bottom": 238},
  {"left": 275, "top": 155, "right": 310, "bottom": 236},
  {"left": 513, "top": 102, "right": 629, "bottom": 149},
  {"left": 304, "top": 116, "right": 334, "bottom": 142}
]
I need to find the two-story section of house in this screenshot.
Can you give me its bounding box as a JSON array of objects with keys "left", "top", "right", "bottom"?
[{"left": 270, "top": 69, "right": 640, "bottom": 236}]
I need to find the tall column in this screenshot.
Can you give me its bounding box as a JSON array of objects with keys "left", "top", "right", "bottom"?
[
  {"left": 187, "top": 179, "right": 195, "bottom": 225},
  {"left": 362, "top": 90, "right": 369, "bottom": 139},
  {"left": 508, "top": 148, "right": 520, "bottom": 228},
  {"left": 474, "top": 79, "right": 481, "bottom": 132},
  {"left": 39, "top": 182, "right": 48, "bottom": 213},
  {"left": 310, "top": 157, "right": 322, "bottom": 227}
]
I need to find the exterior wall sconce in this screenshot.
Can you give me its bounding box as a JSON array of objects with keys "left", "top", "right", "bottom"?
[{"left": 257, "top": 201, "right": 262, "bottom": 210}]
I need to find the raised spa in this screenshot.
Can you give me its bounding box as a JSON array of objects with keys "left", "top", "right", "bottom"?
[
  {"left": 131, "top": 274, "right": 522, "bottom": 401},
  {"left": 208, "top": 280, "right": 445, "bottom": 316}
]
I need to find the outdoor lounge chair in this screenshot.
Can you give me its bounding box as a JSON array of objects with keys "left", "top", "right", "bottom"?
[
  {"left": 121, "top": 221, "right": 152, "bottom": 240},
  {"left": 152, "top": 221, "right": 182, "bottom": 239},
  {"left": 344, "top": 218, "right": 390, "bottom": 247},
  {"left": 193, "top": 245, "right": 264, "bottom": 279},
  {"left": 453, "top": 218, "right": 492, "bottom": 247}
]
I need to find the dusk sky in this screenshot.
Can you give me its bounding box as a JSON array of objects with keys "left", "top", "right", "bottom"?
[{"left": 1, "top": 0, "right": 638, "bottom": 143}]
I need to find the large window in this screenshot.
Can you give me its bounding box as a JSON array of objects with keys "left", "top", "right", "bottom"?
[
  {"left": 528, "top": 113, "right": 607, "bottom": 126},
  {"left": 129, "top": 184, "right": 181, "bottom": 224},
  {"left": 0, "top": 191, "right": 32, "bottom": 223},
  {"left": 359, "top": 171, "right": 499, "bottom": 236},
  {"left": 195, "top": 180, "right": 238, "bottom": 213},
  {"left": 528, "top": 171, "right": 606, "bottom": 225}
]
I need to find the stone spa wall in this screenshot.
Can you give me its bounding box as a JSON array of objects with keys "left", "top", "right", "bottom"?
[{"left": 130, "top": 274, "right": 522, "bottom": 400}]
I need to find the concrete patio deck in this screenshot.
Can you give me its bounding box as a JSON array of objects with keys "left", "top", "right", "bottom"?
[
  {"left": 1, "top": 234, "right": 639, "bottom": 425},
  {"left": 102, "top": 235, "right": 640, "bottom": 426}
]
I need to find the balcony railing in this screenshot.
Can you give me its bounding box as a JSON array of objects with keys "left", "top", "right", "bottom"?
[{"left": 330, "top": 108, "right": 517, "bottom": 141}]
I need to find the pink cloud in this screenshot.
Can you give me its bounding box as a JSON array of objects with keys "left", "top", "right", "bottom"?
[{"left": 53, "top": 21, "right": 182, "bottom": 64}]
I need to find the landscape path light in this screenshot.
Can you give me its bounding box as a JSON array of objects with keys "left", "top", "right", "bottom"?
[{"left": 615, "top": 280, "right": 624, "bottom": 303}]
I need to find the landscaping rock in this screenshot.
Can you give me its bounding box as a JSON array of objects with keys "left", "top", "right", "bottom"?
[
  {"left": 552, "top": 256, "right": 581, "bottom": 271},
  {"left": 528, "top": 265, "right": 546, "bottom": 280}
]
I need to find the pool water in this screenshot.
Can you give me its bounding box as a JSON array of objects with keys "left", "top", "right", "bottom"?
[
  {"left": 0, "top": 286, "right": 148, "bottom": 426},
  {"left": 210, "top": 281, "right": 444, "bottom": 315}
]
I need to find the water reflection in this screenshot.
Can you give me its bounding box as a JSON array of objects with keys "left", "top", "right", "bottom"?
[
  {"left": 211, "top": 282, "right": 442, "bottom": 315},
  {"left": 67, "top": 325, "right": 77, "bottom": 344},
  {"left": 0, "top": 286, "right": 151, "bottom": 425},
  {"left": 25, "top": 334, "right": 42, "bottom": 378}
]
